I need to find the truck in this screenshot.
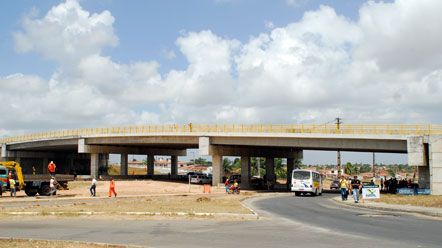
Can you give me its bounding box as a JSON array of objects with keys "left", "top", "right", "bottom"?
[{"left": 0, "top": 161, "right": 75, "bottom": 196}]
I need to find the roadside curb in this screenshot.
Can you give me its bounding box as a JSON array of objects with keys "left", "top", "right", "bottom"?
[
  {"left": 1, "top": 210, "right": 258, "bottom": 219},
  {"left": 331, "top": 196, "right": 442, "bottom": 218}
]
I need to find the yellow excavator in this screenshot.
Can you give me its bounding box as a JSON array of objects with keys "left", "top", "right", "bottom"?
[
  {"left": 0, "top": 161, "right": 25, "bottom": 190},
  {"left": 0, "top": 161, "right": 74, "bottom": 196}
]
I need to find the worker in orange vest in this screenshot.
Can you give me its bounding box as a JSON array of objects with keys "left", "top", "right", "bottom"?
[
  {"left": 48, "top": 161, "right": 56, "bottom": 177},
  {"left": 109, "top": 177, "right": 117, "bottom": 197}
]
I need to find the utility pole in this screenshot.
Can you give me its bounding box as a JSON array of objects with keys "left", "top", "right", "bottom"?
[{"left": 335, "top": 117, "right": 342, "bottom": 177}]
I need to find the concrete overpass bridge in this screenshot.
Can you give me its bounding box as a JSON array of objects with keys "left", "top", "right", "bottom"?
[{"left": 1, "top": 124, "right": 442, "bottom": 194}]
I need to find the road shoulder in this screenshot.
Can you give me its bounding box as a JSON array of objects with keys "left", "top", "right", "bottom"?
[{"left": 331, "top": 196, "right": 442, "bottom": 218}]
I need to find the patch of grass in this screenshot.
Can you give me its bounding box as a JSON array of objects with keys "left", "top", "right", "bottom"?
[{"left": 379, "top": 194, "right": 442, "bottom": 208}]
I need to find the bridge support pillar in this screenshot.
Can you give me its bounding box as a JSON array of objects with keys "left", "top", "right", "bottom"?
[
  {"left": 120, "top": 153, "right": 128, "bottom": 176},
  {"left": 265, "top": 157, "right": 275, "bottom": 186},
  {"left": 171, "top": 155, "right": 178, "bottom": 176},
  {"left": 430, "top": 136, "right": 442, "bottom": 195},
  {"left": 287, "top": 150, "right": 303, "bottom": 191},
  {"left": 42, "top": 158, "right": 48, "bottom": 174},
  {"left": 240, "top": 156, "right": 251, "bottom": 189},
  {"left": 147, "top": 154, "right": 155, "bottom": 177},
  {"left": 212, "top": 154, "right": 223, "bottom": 186},
  {"left": 90, "top": 153, "right": 99, "bottom": 178},
  {"left": 287, "top": 157, "right": 294, "bottom": 191}
]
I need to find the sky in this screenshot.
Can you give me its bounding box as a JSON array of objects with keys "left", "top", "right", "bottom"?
[{"left": 2, "top": 0, "right": 441, "bottom": 164}]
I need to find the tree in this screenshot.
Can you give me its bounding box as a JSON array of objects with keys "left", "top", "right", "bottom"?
[{"left": 223, "top": 158, "right": 233, "bottom": 173}]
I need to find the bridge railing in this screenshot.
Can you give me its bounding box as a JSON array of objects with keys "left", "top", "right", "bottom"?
[{"left": 1, "top": 124, "right": 442, "bottom": 144}]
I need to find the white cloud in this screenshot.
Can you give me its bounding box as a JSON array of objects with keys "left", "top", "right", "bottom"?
[
  {"left": 13, "top": 0, "right": 117, "bottom": 64},
  {"left": 2, "top": 0, "right": 442, "bottom": 135}
]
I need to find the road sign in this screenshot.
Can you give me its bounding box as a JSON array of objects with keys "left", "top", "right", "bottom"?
[{"left": 362, "top": 186, "right": 380, "bottom": 199}]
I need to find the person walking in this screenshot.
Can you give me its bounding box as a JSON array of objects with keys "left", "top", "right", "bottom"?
[
  {"left": 339, "top": 176, "right": 349, "bottom": 201},
  {"left": 48, "top": 161, "right": 56, "bottom": 177},
  {"left": 351, "top": 175, "right": 361, "bottom": 203},
  {"left": 90, "top": 177, "right": 97, "bottom": 197},
  {"left": 50, "top": 177, "right": 56, "bottom": 196},
  {"left": 9, "top": 177, "right": 16, "bottom": 197},
  {"left": 108, "top": 178, "right": 117, "bottom": 197}
]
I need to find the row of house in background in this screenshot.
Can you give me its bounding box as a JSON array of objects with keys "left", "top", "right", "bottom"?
[{"left": 110, "top": 159, "right": 212, "bottom": 175}]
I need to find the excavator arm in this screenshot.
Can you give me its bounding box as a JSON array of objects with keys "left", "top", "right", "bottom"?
[{"left": 0, "top": 161, "right": 25, "bottom": 190}]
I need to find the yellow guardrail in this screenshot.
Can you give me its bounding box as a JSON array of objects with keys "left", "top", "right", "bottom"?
[{"left": 1, "top": 124, "right": 441, "bottom": 144}]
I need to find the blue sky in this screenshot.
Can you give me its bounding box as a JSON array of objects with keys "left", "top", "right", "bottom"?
[
  {"left": 2, "top": 0, "right": 441, "bottom": 165},
  {"left": 1, "top": 0, "right": 370, "bottom": 77}
]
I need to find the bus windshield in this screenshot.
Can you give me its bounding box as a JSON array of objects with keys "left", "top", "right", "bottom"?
[{"left": 292, "top": 171, "right": 310, "bottom": 180}]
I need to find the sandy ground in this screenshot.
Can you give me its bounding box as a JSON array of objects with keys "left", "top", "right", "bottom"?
[
  {"left": 1, "top": 179, "right": 226, "bottom": 198},
  {"left": 0, "top": 238, "right": 137, "bottom": 248}
]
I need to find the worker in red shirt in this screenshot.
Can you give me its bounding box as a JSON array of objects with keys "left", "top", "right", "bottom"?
[
  {"left": 48, "top": 161, "right": 56, "bottom": 177},
  {"left": 109, "top": 177, "right": 117, "bottom": 197}
]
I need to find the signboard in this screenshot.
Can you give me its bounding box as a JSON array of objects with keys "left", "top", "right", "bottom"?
[
  {"left": 362, "top": 186, "right": 380, "bottom": 199},
  {"left": 397, "top": 188, "right": 415, "bottom": 195}
]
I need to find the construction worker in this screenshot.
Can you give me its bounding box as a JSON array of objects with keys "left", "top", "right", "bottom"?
[
  {"left": 48, "top": 161, "right": 56, "bottom": 177},
  {"left": 108, "top": 177, "right": 117, "bottom": 197},
  {"left": 9, "top": 177, "right": 16, "bottom": 197}
]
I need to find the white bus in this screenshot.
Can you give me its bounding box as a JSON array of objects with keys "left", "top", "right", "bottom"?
[{"left": 291, "top": 169, "right": 323, "bottom": 196}]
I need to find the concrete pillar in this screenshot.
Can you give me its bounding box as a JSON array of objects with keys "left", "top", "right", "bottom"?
[
  {"left": 430, "top": 136, "right": 442, "bottom": 195},
  {"left": 120, "top": 153, "right": 128, "bottom": 176},
  {"left": 1, "top": 144, "right": 6, "bottom": 160},
  {"left": 240, "top": 156, "right": 251, "bottom": 188},
  {"left": 418, "top": 166, "right": 430, "bottom": 189},
  {"left": 90, "top": 153, "right": 99, "bottom": 178},
  {"left": 147, "top": 154, "right": 155, "bottom": 177},
  {"left": 265, "top": 157, "right": 275, "bottom": 184},
  {"left": 171, "top": 155, "right": 178, "bottom": 176},
  {"left": 287, "top": 157, "right": 294, "bottom": 191},
  {"left": 212, "top": 154, "right": 223, "bottom": 186},
  {"left": 42, "top": 158, "right": 49, "bottom": 174},
  {"left": 287, "top": 150, "right": 303, "bottom": 190}
]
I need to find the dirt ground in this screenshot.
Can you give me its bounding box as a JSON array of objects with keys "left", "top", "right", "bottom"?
[
  {"left": 0, "top": 238, "right": 137, "bottom": 248},
  {"left": 3, "top": 179, "right": 226, "bottom": 198},
  {"left": 0, "top": 180, "right": 257, "bottom": 219}
]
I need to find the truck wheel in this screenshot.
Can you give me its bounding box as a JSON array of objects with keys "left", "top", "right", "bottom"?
[
  {"left": 295, "top": 192, "right": 301, "bottom": 196},
  {"left": 38, "top": 185, "right": 52, "bottom": 196},
  {"left": 25, "top": 187, "right": 38, "bottom": 196}
]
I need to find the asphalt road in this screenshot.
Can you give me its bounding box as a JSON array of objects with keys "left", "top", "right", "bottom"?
[{"left": 0, "top": 194, "right": 441, "bottom": 248}]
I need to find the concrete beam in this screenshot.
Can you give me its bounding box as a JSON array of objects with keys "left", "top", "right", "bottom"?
[
  {"left": 86, "top": 136, "right": 199, "bottom": 147},
  {"left": 1, "top": 150, "right": 56, "bottom": 159},
  {"left": 78, "top": 142, "right": 186, "bottom": 156},
  {"left": 7, "top": 138, "right": 78, "bottom": 150},
  {"left": 209, "top": 145, "right": 302, "bottom": 158},
  {"left": 210, "top": 136, "right": 406, "bottom": 153}
]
